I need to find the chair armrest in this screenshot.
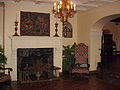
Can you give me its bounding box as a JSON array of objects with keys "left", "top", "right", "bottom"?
[
  {"left": 73, "top": 63, "right": 90, "bottom": 69},
  {"left": 0, "top": 68, "right": 13, "bottom": 75},
  {"left": 0, "top": 68, "right": 13, "bottom": 71},
  {"left": 73, "top": 63, "right": 81, "bottom": 68},
  {"left": 88, "top": 64, "right": 90, "bottom": 69}
]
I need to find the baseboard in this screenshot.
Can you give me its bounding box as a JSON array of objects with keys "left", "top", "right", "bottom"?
[{"left": 89, "top": 70, "right": 99, "bottom": 75}]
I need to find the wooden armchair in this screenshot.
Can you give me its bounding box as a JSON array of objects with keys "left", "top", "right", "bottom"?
[
  {"left": 72, "top": 43, "right": 90, "bottom": 78},
  {"left": 0, "top": 67, "right": 13, "bottom": 89}
]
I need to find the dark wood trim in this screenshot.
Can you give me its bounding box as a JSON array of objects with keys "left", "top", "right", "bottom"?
[{"left": 89, "top": 70, "right": 99, "bottom": 75}]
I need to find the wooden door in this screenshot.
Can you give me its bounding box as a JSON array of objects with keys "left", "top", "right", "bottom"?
[{"left": 101, "top": 33, "right": 113, "bottom": 70}]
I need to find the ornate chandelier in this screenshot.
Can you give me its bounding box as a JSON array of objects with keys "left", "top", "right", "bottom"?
[{"left": 52, "top": 0, "right": 76, "bottom": 22}]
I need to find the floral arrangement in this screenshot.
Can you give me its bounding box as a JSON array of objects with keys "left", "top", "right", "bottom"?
[{"left": 32, "top": 59, "right": 50, "bottom": 73}]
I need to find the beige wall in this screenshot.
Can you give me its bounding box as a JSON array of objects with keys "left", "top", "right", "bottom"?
[
  {"left": 0, "top": 6, "right": 3, "bottom": 46},
  {"left": 2, "top": 3, "right": 77, "bottom": 70},
  {"left": 3, "top": 1, "right": 120, "bottom": 74},
  {"left": 77, "top": 3, "right": 120, "bottom": 71}
]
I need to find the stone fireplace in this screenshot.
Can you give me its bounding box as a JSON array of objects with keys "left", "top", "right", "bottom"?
[{"left": 10, "top": 37, "right": 62, "bottom": 81}]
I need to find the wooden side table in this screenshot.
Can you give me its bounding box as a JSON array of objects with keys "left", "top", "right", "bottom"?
[{"left": 52, "top": 66, "right": 61, "bottom": 77}]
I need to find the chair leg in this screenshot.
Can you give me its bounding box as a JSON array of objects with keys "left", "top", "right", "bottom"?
[
  {"left": 5, "top": 80, "right": 12, "bottom": 90},
  {"left": 0, "top": 80, "right": 12, "bottom": 90},
  {"left": 7, "top": 80, "right": 12, "bottom": 90}
]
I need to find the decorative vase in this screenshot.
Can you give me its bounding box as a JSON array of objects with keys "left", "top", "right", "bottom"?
[{"left": 36, "top": 72, "right": 41, "bottom": 80}]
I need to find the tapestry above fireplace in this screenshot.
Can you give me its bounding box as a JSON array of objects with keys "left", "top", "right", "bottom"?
[{"left": 20, "top": 11, "right": 50, "bottom": 36}]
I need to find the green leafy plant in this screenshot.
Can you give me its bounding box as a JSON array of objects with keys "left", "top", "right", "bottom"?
[
  {"left": 62, "top": 42, "right": 76, "bottom": 73},
  {"left": 0, "top": 45, "right": 7, "bottom": 65}
]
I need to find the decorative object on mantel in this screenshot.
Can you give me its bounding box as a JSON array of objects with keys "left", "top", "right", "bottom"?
[
  {"left": 54, "top": 22, "right": 59, "bottom": 37},
  {"left": 63, "top": 21, "right": 72, "bottom": 38},
  {"left": 13, "top": 20, "right": 19, "bottom": 36},
  {"left": 20, "top": 11, "right": 50, "bottom": 36},
  {"left": 52, "top": 0, "right": 76, "bottom": 22}
]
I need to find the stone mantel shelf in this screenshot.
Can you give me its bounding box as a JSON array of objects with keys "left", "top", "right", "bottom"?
[
  {"left": 10, "top": 36, "right": 63, "bottom": 40},
  {"left": 10, "top": 36, "right": 63, "bottom": 49}
]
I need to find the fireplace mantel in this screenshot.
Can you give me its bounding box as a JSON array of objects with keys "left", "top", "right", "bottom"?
[
  {"left": 11, "top": 36, "right": 62, "bottom": 40},
  {"left": 10, "top": 36, "right": 63, "bottom": 81},
  {"left": 11, "top": 36, "right": 63, "bottom": 46}
]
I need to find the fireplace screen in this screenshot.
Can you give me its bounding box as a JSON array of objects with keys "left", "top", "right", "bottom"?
[{"left": 17, "top": 48, "right": 53, "bottom": 83}]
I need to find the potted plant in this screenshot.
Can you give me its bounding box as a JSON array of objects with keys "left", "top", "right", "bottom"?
[
  {"left": 0, "top": 45, "right": 7, "bottom": 68},
  {"left": 62, "top": 42, "right": 76, "bottom": 76}
]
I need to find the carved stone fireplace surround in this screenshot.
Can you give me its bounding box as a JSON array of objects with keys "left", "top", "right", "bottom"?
[{"left": 10, "top": 36, "right": 63, "bottom": 81}]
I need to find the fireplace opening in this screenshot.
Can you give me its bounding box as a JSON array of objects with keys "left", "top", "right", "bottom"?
[{"left": 17, "top": 48, "right": 53, "bottom": 83}]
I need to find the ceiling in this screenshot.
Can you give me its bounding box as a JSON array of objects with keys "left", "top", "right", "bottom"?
[{"left": 0, "top": 0, "right": 120, "bottom": 13}]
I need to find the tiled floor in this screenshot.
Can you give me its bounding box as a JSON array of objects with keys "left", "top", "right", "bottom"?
[{"left": 1, "top": 75, "right": 120, "bottom": 90}]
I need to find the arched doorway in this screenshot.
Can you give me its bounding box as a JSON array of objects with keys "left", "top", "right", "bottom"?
[{"left": 90, "top": 14, "right": 120, "bottom": 71}]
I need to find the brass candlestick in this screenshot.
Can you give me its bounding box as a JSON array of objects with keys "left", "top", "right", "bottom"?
[
  {"left": 54, "top": 22, "right": 59, "bottom": 37},
  {"left": 13, "top": 20, "right": 19, "bottom": 36}
]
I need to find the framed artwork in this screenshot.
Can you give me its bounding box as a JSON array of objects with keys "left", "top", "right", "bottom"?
[
  {"left": 63, "top": 22, "right": 72, "bottom": 38},
  {"left": 20, "top": 11, "right": 50, "bottom": 36}
]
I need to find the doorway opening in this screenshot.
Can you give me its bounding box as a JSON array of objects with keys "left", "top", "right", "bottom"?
[
  {"left": 101, "top": 19, "right": 120, "bottom": 73},
  {"left": 92, "top": 14, "right": 120, "bottom": 82}
]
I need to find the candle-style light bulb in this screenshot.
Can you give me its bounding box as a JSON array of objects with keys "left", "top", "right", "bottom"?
[
  {"left": 71, "top": 1, "right": 73, "bottom": 9},
  {"left": 74, "top": 3, "right": 76, "bottom": 11},
  {"left": 60, "top": 1, "right": 62, "bottom": 8},
  {"left": 58, "top": 5, "right": 60, "bottom": 12},
  {"left": 67, "top": 5, "right": 70, "bottom": 12},
  {"left": 53, "top": 3, "right": 57, "bottom": 10},
  {"left": 54, "top": 3, "right": 56, "bottom": 6},
  {"left": 60, "top": 1, "right": 62, "bottom": 5}
]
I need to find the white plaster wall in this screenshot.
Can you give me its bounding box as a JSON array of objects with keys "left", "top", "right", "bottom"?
[
  {"left": 4, "top": 3, "right": 63, "bottom": 68},
  {"left": 4, "top": 2, "right": 77, "bottom": 69},
  {"left": 2, "top": 2, "right": 77, "bottom": 81},
  {"left": 89, "top": 30, "right": 102, "bottom": 70},
  {"left": 0, "top": 6, "right": 3, "bottom": 46},
  {"left": 77, "top": 3, "right": 120, "bottom": 71}
]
